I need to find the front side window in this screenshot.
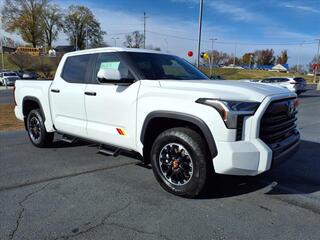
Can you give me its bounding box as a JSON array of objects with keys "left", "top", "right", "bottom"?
[
  {"left": 127, "top": 52, "right": 208, "bottom": 80},
  {"left": 4, "top": 72, "right": 17, "bottom": 77},
  {"left": 262, "top": 78, "right": 272, "bottom": 83},
  {"left": 94, "top": 53, "right": 134, "bottom": 83},
  {"left": 61, "top": 54, "right": 92, "bottom": 83}
]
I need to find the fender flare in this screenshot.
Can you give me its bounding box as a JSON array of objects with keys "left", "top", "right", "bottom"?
[
  {"left": 140, "top": 111, "right": 217, "bottom": 158},
  {"left": 22, "top": 96, "right": 46, "bottom": 122}
]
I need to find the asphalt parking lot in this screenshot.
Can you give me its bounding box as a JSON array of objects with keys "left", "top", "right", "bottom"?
[{"left": 0, "top": 88, "right": 320, "bottom": 240}]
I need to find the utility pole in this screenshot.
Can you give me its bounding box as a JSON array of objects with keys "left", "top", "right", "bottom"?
[
  {"left": 164, "top": 38, "right": 168, "bottom": 52},
  {"left": 314, "top": 38, "right": 320, "bottom": 85},
  {"left": 233, "top": 42, "right": 237, "bottom": 66},
  {"left": 0, "top": 38, "right": 4, "bottom": 70},
  {"left": 112, "top": 37, "right": 120, "bottom": 47},
  {"left": 209, "top": 38, "right": 217, "bottom": 77},
  {"left": 196, "top": 0, "right": 204, "bottom": 68},
  {"left": 143, "top": 12, "right": 148, "bottom": 49},
  {"left": 297, "top": 41, "right": 304, "bottom": 73}
]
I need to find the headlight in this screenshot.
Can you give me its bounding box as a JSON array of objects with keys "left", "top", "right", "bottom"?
[{"left": 196, "top": 98, "right": 260, "bottom": 129}]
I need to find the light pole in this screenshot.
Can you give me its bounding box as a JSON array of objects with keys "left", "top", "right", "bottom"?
[
  {"left": 233, "top": 42, "right": 237, "bottom": 66},
  {"left": 196, "top": 0, "right": 203, "bottom": 68},
  {"left": 0, "top": 38, "right": 4, "bottom": 71},
  {"left": 164, "top": 38, "right": 168, "bottom": 52},
  {"left": 209, "top": 38, "right": 217, "bottom": 77},
  {"left": 112, "top": 37, "right": 120, "bottom": 47},
  {"left": 297, "top": 41, "right": 305, "bottom": 73},
  {"left": 314, "top": 38, "right": 320, "bottom": 85},
  {"left": 249, "top": 54, "right": 253, "bottom": 69},
  {"left": 143, "top": 12, "right": 148, "bottom": 49}
]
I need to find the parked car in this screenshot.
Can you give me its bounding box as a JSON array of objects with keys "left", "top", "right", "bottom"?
[
  {"left": 210, "top": 75, "right": 225, "bottom": 80},
  {"left": 14, "top": 48, "right": 300, "bottom": 197},
  {"left": 15, "top": 71, "right": 38, "bottom": 79},
  {"left": 259, "top": 77, "right": 307, "bottom": 95},
  {"left": 0, "top": 72, "right": 20, "bottom": 86}
]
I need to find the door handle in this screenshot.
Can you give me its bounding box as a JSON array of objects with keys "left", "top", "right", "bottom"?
[
  {"left": 51, "top": 89, "right": 60, "bottom": 93},
  {"left": 84, "top": 91, "right": 97, "bottom": 96}
]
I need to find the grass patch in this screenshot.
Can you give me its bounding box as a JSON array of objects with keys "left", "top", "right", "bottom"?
[
  {"left": 0, "top": 104, "right": 24, "bottom": 131},
  {"left": 200, "top": 67, "right": 315, "bottom": 82}
]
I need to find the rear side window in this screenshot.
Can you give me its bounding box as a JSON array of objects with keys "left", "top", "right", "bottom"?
[
  {"left": 61, "top": 54, "right": 91, "bottom": 83},
  {"left": 277, "top": 78, "right": 289, "bottom": 82},
  {"left": 294, "top": 77, "right": 306, "bottom": 83}
]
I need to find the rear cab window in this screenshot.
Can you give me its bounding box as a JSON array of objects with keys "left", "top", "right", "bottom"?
[{"left": 61, "top": 54, "right": 92, "bottom": 83}]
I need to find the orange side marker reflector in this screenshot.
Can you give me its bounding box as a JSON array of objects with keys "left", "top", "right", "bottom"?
[{"left": 116, "top": 128, "right": 126, "bottom": 136}]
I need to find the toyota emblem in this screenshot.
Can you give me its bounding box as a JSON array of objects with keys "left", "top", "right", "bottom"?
[{"left": 287, "top": 101, "right": 295, "bottom": 116}]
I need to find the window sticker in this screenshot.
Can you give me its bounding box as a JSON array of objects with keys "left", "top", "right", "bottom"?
[{"left": 100, "top": 61, "right": 120, "bottom": 70}]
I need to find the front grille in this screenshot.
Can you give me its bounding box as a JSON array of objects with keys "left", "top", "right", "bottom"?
[
  {"left": 236, "top": 116, "right": 244, "bottom": 141},
  {"left": 259, "top": 98, "right": 300, "bottom": 161}
]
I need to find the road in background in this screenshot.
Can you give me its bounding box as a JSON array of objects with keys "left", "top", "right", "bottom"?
[
  {"left": 0, "top": 90, "right": 319, "bottom": 240},
  {"left": 0, "top": 87, "right": 14, "bottom": 104}
]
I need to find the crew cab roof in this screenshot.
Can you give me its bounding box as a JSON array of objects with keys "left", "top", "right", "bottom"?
[{"left": 63, "top": 47, "right": 168, "bottom": 58}]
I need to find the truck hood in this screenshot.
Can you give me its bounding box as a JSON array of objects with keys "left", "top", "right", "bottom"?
[{"left": 159, "top": 80, "right": 294, "bottom": 102}]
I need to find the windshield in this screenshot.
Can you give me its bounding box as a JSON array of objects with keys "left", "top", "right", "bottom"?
[
  {"left": 127, "top": 52, "right": 208, "bottom": 80},
  {"left": 4, "top": 72, "right": 17, "bottom": 77},
  {"left": 7, "top": 76, "right": 18, "bottom": 80}
]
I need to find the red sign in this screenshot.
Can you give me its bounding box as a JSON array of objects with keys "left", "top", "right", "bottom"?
[
  {"left": 312, "top": 63, "right": 319, "bottom": 71},
  {"left": 187, "top": 51, "right": 193, "bottom": 57}
]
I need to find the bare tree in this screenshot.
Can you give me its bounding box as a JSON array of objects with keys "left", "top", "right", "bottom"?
[
  {"left": 7, "top": 53, "right": 32, "bottom": 71},
  {"left": 254, "top": 49, "right": 275, "bottom": 65},
  {"left": 124, "top": 31, "right": 144, "bottom": 48},
  {"left": 242, "top": 53, "right": 254, "bottom": 65},
  {"left": 63, "top": 5, "right": 106, "bottom": 50},
  {"left": 276, "top": 50, "right": 288, "bottom": 64},
  {"left": 33, "top": 57, "right": 55, "bottom": 78},
  {"left": 42, "top": 4, "right": 63, "bottom": 50},
  {"left": 204, "top": 50, "right": 230, "bottom": 65}
]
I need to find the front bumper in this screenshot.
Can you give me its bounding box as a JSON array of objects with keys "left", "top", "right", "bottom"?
[
  {"left": 213, "top": 133, "right": 300, "bottom": 176},
  {"left": 212, "top": 93, "right": 300, "bottom": 176}
]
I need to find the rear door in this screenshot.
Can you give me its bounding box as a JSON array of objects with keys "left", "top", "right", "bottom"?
[
  {"left": 49, "top": 54, "right": 94, "bottom": 137},
  {"left": 84, "top": 52, "right": 140, "bottom": 150}
]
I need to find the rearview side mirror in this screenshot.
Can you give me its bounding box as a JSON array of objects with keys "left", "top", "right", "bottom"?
[
  {"left": 97, "top": 68, "right": 121, "bottom": 81},
  {"left": 97, "top": 68, "right": 134, "bottom": 85}
]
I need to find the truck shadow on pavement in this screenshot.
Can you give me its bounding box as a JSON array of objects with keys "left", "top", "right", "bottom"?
[
  {"left": 48, "top": 138, "right": 320, "bottom": 200},
  {"left": 199, "top": 140, "right": 320, "bottom": 199},
  {"left": 47, "top": 139, "right": 90, "bottom": 148}
]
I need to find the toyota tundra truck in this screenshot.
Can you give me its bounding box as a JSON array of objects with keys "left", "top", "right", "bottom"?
[{"left": 14, "top": 48, "right": 300, "bottom": 197}]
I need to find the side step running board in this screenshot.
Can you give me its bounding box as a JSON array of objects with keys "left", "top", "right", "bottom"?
[
  {"left": 98, "top": 145, "right": 120, "bottom": 157},
  {"left": 61, "top": 135, "right": 77, "bottom": 144}
]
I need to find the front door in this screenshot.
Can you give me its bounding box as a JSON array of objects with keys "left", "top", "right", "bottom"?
[{"left": 85, "top": 52, "right": 140, "bottom": 150}]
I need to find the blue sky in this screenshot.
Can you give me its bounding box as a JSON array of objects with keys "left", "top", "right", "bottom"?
[{"left": 1, "top": 0, "right": 319, "bottom": 66}]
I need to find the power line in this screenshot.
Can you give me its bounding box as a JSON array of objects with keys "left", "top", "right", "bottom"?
[{"left": 146, "top": 30, "right": 317, "bottom": 46}]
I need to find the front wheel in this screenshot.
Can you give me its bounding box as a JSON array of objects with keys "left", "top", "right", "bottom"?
[
  {"left": 27, "top": 109, "right": 54, "bottom": 147},
  {"left": 150, "top": 127, "right": 210, "bottom": 198}
]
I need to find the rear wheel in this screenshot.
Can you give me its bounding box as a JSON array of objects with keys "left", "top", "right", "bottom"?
[
  {"left": 27, "top": 109, "right": 54, "bottom": 147},
  {"left": 150, "top": 127, "right": 210, "bottom": 198}
]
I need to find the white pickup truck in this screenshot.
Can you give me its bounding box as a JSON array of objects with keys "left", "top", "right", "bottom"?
[{"left": 14, "top": 48, "right": 300, "bottom": 197}]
